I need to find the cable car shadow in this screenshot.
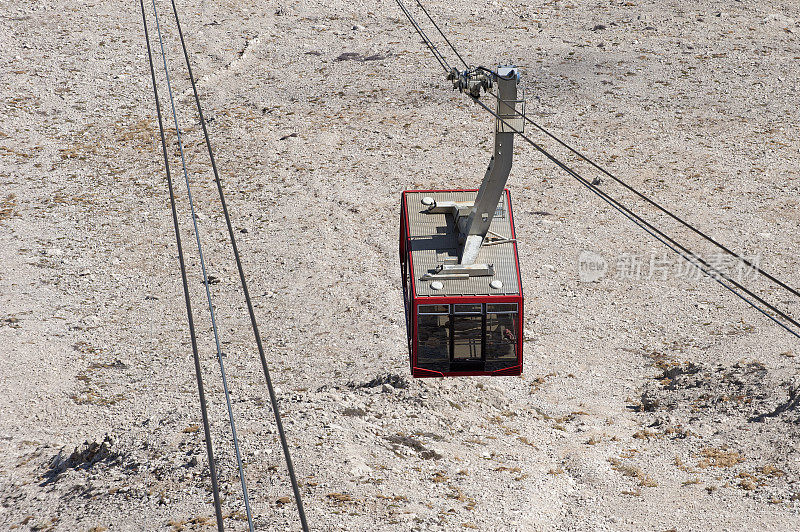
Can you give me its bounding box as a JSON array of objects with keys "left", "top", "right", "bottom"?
[
  {"left": 750, "top": 385, "right": 800, "bottom": 423},
  {"left": 384, "top": 434, "right": 442, "bottom": 460},
  {"left": 347, "top": 372, "right": 410, "bottom": 390}
]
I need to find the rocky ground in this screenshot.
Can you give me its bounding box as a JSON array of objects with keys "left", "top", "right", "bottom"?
[{"left": 1, "top": 0, "right": 800, "bottom": 530}]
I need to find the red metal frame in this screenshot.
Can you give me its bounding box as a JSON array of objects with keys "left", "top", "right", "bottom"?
[{"left": 400, "top": 189, "right": 524, "bottom": 378}]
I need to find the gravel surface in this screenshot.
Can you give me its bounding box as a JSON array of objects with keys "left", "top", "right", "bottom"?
[{"left": 1, "top": 0, "right": 799, "bottom": 530}]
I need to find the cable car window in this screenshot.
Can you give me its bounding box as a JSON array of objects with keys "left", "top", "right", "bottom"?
[
  {"left": 406, "top": 265, "right": 413, "bottom": 301},
  {"left": 417, "top": 313, "right": 450, "bottom": 366},
  {"left": 454, "top": 304, "right": 482, "bottom": 314},
  {"left": 405, "top": 268, "right": 412, "bottom": 343},
  {"left": 453, "top": 313, "right": 482, "bottom": 360},
  {"left": 494, "top": 199, "right": 505, "bottom": 219},
  {"left": 486, "top": 303, "right": 517, "bottom": 313},
  {"left": 486, "top": 308, "right": 518, "bottom": 361},
  {"left": 419, "top": 304, "right": 449, "bottom": 314}
]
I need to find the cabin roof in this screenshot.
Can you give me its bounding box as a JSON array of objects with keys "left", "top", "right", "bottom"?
[{"left": 404, "top": 190, "right": 521, "bottom": 297}]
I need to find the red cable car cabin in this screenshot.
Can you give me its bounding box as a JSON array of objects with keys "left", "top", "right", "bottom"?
[
  {"left": 399, "top": 66, "right": 525, "bottom": 377},
  {"left": 400, "top": 189, "right": 523, "bottom": 377}
]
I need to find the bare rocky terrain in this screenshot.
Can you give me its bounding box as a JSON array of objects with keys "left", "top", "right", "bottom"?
[{"left": 1, "top": 0, "right": 800, "bottom": 530}]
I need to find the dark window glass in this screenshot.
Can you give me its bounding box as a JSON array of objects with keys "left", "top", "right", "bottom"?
[
  {"left": 453, "top": 314, "right": 482, "bottom": 360},
  {"left": 494, "top": 196, "right": 505, "bottom": 219},
  {"left": 486, "top": 311, "right": 518, "bottom": 361},
  {"left": 419, "top": 304, "right": 449, "bottom": 314},
  {"left": 454, "top": 304, "right": 482, "bottom": 314},
  {"left": 417, "top": 314, "right": 450, "bottom": 364},
  {"left": 405, "top": 264, "right": 412, "bottom": 342},
  {"left": 486, "top": 303, "right": 518, "bottom": 313},
  {"left": 406, "top": 263, "right": 412, "bottom": 301}
]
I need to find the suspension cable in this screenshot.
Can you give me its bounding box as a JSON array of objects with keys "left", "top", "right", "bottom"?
[
  {"left": 139, "top": 1, "right": 225, "bottom": 530},
  {"left": 412, "top": 0, "right": 468, "bottom": 69},
  {"left": 394, "top": 0, "right": 451, "bottom": 73},
  {"left": 168, "top": 0, "right": 309, "bottom": 529},
  {"left": 471, "top": 96, "right": 800, "bottom": 339},
  {"left": 148, "top": 0, "right": 254, "bottom": 529}
]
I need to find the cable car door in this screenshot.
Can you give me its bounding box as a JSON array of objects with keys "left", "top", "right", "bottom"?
[{"left": 452, "top": 304, "right": 484, "bottom": 368}]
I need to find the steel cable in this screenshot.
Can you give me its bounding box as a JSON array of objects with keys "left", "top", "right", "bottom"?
[
  {"left": 412, "top": 0, "right": 468, "bottom": 69},
  {"left": 138, "top": 0, "right": 225, "bottom": 529},
  {"left": 394, "top": 0, "right": 451, "bottom": 73},
  {"left": 148, "top": 0, "right": 254, "bottom": 528},
  {"left": 168, "top": 0, "right": 309, "bottom": 529}
]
